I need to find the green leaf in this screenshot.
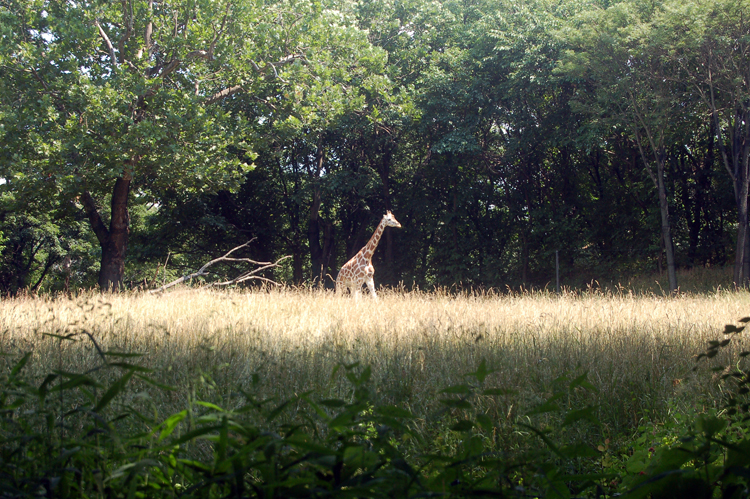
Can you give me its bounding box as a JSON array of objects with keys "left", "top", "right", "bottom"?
[
  {"left": 267, "top": 399, "right": 293, "bottom": 422},
  {"left": 319, "top": 399, "right": 347, "bottom": 408},
  {"left": 725, "top": 440, "right": 750, "bottom": 467},
  {"left": 517, "top": 423, "right": 563, "bottom": 458},
  {"left": 171, "top": 426, "right": 231, "bottom": 447},
  {"left": 527, "top": 400, "right": 561, "bottom": 415},
  {"left": 49, "top": 374, "right": 101, "bottom": 393},
  {"left": 107, "top": 362, "right": 153, "bottom": 372},
  {"left": 439, "top": 398, "right": 472, "bottom": 409},
  {"left": 475, "top": 413, "right": 494, "bottom": 431},
  {"left": 560, "top": 443, "right": 599, "bottom": 458},
  {"left": 176, "top": 458, "right": 212, "bottom": 472},
  {"left": 468, "top": 359, "right": 492, "bottom": 384},
  {"left": 158, "top": 410, "right": 188, "bottom": 441},
  {"left": 284, "top": 436, "right": 336, "bottom": 455},
  {"left": 569, "top": 371, "right": 598, "bottom": 393},
  {"left": 451, "top": 420, "right": 474, "bottom": 432},
  {"left": 374, "top": 405, "right": 414, "bottom": 418},
  {"left": 194, "top": 401, "right": 224, "bottom": 412},
  {"left": 562, "top": 406, "right": 600, "bottom": 426},
  {"left": 43, "top": 333, "right": 78, "bottom": 341},
  {"left": 723, "top": 325, "right": 744, "bottom": 334},
  {"left": 94, "top": 369, "right": 135, "bottom": 412},
  {"left": 104, "top": 351, "right": 145, "bottom": 358},
  {"left": 134, "top": 374, "right": 176, "bottom": 391},
  {"left": 482, "top": 388, "right": 517, "bottom": 396},
  {"left": 527, "top": 392, "right": 565, "bottom": 416},
  {"left": 328, "top": 411, "right": 356, "bottom": 428},
  {"left": 38, "top": 374, "right": 58, "bottom": 399},
  {"left": 9, "top": 352, "right": 31, "bottom": 379},
  {"left": 441, "top": 384, "right": 472, "bottom": 395},
  {"left": 695, "top": 415, "right": 726, "bottom": 437},
  {"left": 625, "top": 449, "right": 650, "bottom": 474},
  {"left": 360, "top": 365, "right": 372, "bottom": 383}
]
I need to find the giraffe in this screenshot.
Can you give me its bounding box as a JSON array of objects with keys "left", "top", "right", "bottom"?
[{"left": 336, "top": 211, "right": 401, "bottom": 298}]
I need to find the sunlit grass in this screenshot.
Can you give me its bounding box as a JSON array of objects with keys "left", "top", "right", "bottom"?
[{"left": 2, "top": 282, "right": 748, "bottom": 444}]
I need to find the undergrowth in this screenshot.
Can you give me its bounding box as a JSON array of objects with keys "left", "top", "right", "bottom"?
[{"left": 1, "top": 315, "right": 749, "bottom": 497}]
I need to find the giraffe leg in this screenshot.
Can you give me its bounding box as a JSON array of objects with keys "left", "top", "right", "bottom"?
[
  {"left": 336, "top": 267, "right": 351, "bottom": 295},
  {"left": 365, "top": 276, "right": 378, "bottom": 299}
]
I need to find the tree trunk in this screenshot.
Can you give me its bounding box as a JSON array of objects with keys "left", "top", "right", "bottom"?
[
  {"left": 729, "top": 135, "right": 750, "bottom": 287},
  {"left": 321, "top": 220, "right": 335, "bottom": 286},
  {"left": 707, "top": 84, "right": 750, "bottom": 286},
  {"left": 378, "top": 144, "right": 395, "bottom": 274},
  {"left": 288, "top": 187, "right": 304, "bottom": 283},
  {"left": 739, "top": 122, "right": 750, "bottom": 287},
  {"left": 656, "top": 160, "right": 678, "bottom": 293},
  {"left": 696, "top": 122, "right": 715, "bottom": 266},
  {"left": 308, "top": 146, "right": 325, "bottom": 284},
  {"left": 634, "top": 127, "right": 678, "bottom": 293},
  {"left": 744, "top": 222, "right": 750, "bottom": 284},
  {"left": 308, "top": 198, "right": 323, "bottom": 285},
  {"left": 678, "top": 147, "right": 703, "bottom": 267},
  {"left": 520, "top": 230, "right": 529, "bottom": 286},
  {"left": 81, "top": 174, "right": 131, "bottom": 292}
]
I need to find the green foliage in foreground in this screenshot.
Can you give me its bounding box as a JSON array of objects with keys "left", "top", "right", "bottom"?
[{"left": 1, "top": 322, "right": 750, "bottom": 498}]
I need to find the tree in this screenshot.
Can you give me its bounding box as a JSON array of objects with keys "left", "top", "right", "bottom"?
[
  {"left": 557, "top": 1, "right": 684, "bottom": 292},
  {"left": 1, "top": 0, "right": 741, "bottom": 293},
  {"left": 131, "top": 1, "right": 404, "bottom": 287},
  {"left": 243, "top": 9, "right": 397, "bottom": 285},
  {"left": 0, "top": 0, "right": 317, "bottom": 290},
  {"left": 655, "top": 0, "right": 750, "bottom": 286}
]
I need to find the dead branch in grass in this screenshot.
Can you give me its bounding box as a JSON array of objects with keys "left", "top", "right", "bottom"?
[{"left": 150, "top": 239, "right": 291, "bottom": 294}]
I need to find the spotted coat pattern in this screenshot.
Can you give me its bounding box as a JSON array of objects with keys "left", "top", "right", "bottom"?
[{"left": 336, "top": 211, "right": 401, "bottom": 299}]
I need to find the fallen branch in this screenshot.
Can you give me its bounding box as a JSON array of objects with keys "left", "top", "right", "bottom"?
[{"left": 150, "top": 240, "right": 290, "bottom": 293}]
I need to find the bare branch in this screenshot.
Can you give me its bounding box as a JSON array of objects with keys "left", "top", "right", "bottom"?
[
  {"left": 95, "top": 20, "right": 118, "bottom": 66},
  {"left": 149, "top": 240, "right": 290, "bottom": 293},
  {"left": 119, "top": 0, "right": 134, "bottom": 55},
  {"left": 158, "top": 58, "right": 181, "bottom": 79},
  {"left": 212, "top": 256, "right": 292, "bottom": 287},
  {"left": 28, "top": 66, "right": 51, "bottom": 92},
  {"left": 205, "top": 84, "right": 245, "bottom": 105},
  {"left": 150, "top": 240, "right": 254, "bottom": 292},
  {"left": 209, "top": 2, "right": 232, "bottom": 59},
  {"left": 144, "top": 0, "right": 153, "bottom": 57},
  {"left": 250, "top": 53, "right": 305, "bottom": 78},
  {"left": 80, "top": 191, "right": 109, "bottom": 247},
  {"left": 186, "top": 49, "right": 211, "bottom": 61},
  {"left": 277, "top": 53, "right": 305, "bottom": 65}
]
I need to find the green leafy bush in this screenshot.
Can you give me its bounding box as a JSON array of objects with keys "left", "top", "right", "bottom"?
[{"left": 616, "top": 318, "right": 750, "bottom": 499}]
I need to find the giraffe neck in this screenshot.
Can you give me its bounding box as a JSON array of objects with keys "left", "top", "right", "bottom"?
[{"left": 361, "top": 218, "right": 387, "bottom": 261}]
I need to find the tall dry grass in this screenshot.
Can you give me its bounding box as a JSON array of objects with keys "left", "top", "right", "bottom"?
[{"left": 2, "top": 287, "right": 748, "bottom": 441}]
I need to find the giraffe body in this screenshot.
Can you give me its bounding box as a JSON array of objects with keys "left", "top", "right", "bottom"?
[{"left": 336, "top": 211, "right": 401, "bottom": 299}]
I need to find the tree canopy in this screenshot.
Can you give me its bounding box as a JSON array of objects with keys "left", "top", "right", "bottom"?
[{"left": 0, "top": 0, "right": 747, "bottom": 293}]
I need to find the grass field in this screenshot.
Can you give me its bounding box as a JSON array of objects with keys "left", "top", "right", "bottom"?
[
  {"left": 2, "top": 282, "right": 748, "bottom": 448},
  {"left": 3, "top": 273, "right": 750, "bottom": 497}
]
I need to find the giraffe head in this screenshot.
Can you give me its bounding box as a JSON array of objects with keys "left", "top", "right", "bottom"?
[{"left": 383, "top": 211, "right": 401, "bottom": 228}]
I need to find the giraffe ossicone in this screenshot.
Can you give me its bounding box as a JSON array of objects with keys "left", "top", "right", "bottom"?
[{"left": 336, "top": 211, "right": 401, "bottom": 299}]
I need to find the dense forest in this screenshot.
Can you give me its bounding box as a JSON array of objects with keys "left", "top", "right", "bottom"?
[{"left": 0, "top": 0, "right": 748, "bottom": 293}]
